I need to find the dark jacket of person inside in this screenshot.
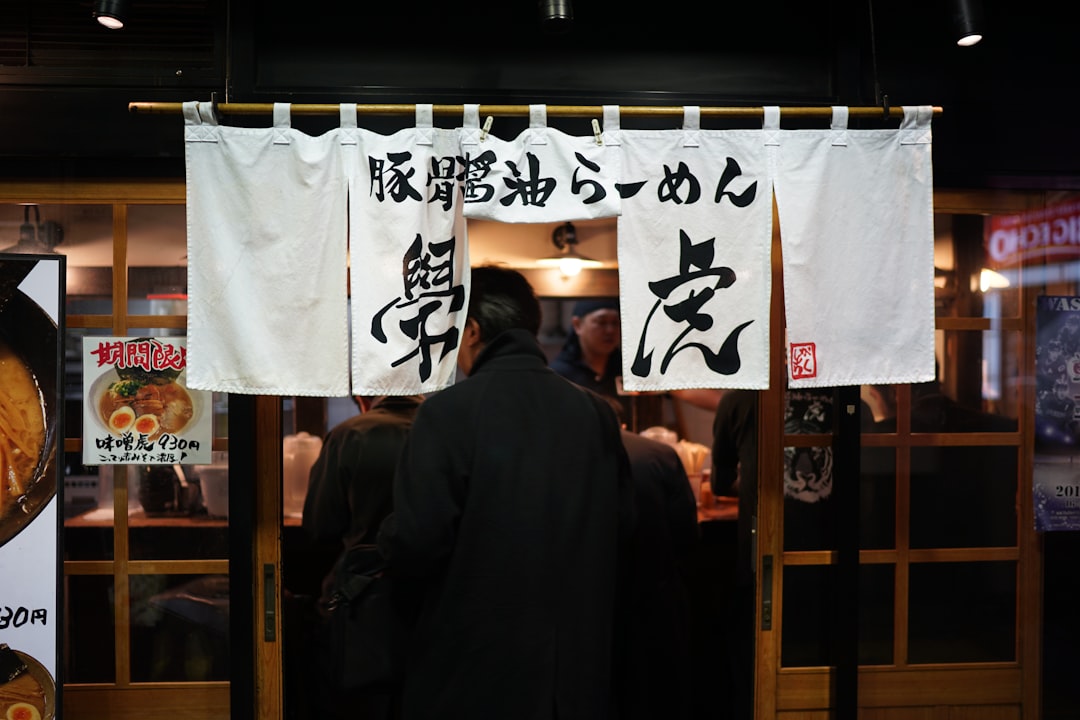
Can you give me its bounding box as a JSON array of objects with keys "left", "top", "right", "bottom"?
[
  {"left": 291, "top": 393, "right": 423, "bottom": 720},
  {"left": 303, "top": 394, "right": 424, "bottom": 557},
  {"left": 619, "top": 427, "right": 700, "bottom": 720},
  {"left": 379, "top": 266, "right": 634, "bottom": 720}
]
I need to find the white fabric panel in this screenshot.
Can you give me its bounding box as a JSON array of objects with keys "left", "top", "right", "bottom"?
[
  {"left": 184, "top": 101, "right": 351, "bottom": 396},
  {"left": 348, "top": 105, "right": 470, "bottom": 394},
  {"left": 773, "top": 105, "right": 936, "bottom": 387},
  {"left": 460, "top": 104, "right": 622, "bottom": 223},
  {"left": 618, "top": 122, "right": 773, "bottom": 391}
]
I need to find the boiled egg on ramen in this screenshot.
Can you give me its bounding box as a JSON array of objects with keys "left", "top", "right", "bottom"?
[
  {"left": 6, "top": 702, "right": 42, "bottom": 720},
  {"left": 133, "top": 413, "right": 161, "bottom": 438},
  {"left": 107, "top": 406, "right": 137, "bottom": 435}
]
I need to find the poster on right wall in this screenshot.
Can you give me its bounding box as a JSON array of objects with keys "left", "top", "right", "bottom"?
[{"left": 1033, "top": 295, "right": 1080, "bottom": 531}]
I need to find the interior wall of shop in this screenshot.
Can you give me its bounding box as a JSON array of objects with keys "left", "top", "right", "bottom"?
[{"left": 2, "top": 0, "right": 1078, "bottom": 716}]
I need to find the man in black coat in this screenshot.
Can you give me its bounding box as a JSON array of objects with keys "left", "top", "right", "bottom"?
[{"left": 379, "top": 266, "right": 633, "bottom": 720}]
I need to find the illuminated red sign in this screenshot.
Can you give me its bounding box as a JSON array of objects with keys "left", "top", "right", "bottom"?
[{"left": 985, "top": 194, "right": 1080, "bottom": 268}]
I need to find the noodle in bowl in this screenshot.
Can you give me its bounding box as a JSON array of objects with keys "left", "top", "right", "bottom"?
[
  {"left": 90, "top": 368, "right": 199, "bottom": 442},
  {"left": 0, "top": 290, "right": 57, "bottom": 549}
]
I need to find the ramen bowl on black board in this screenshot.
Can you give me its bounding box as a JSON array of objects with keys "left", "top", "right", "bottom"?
[{"left": 0, "top": 277, "right": 58, "bottom": 550}]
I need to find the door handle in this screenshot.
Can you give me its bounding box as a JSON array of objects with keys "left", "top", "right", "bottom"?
[
  {"left": 761, "top": 554, "right": 773, "bottom": 631},
  {"left": 263, "top": 563, "right": 277, "bottom": 642}
]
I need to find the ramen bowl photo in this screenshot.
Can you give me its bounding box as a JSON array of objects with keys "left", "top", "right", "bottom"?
[
  {"left": 0, "top": 645, "right": 56, "bottom": 720},
  {"left": 90, "top": 366, "right": 199, "bottom": 442},
  {"left": 0, "top": 279, "right": 58, "bottom": 550}
]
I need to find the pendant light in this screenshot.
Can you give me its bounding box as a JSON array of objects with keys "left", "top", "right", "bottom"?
[{"left": 537, "top": 222, "right": 602, "bottom": 277}]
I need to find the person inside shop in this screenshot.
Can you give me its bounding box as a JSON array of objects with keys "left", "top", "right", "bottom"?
[
  {"left": 303, "top": 394, "right": 424, "bottom": 558},
  {"left": 610, "top": 398, "right": 700, "bottom": 720},
  {"left": 289, "top": 393, "right": 423, "bottom": 720},
  {"left": 378, "top": 265, "right": 634, "bottom": 720},
  {"left": 550, "top": 297, "right": 624, "bottom": 398},
  {"left": 550, "top": 298, "right": 724, "bottom": 429}
]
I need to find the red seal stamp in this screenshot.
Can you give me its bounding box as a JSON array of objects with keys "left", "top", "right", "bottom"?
[{"left": 790, "top": 342, "right": 817, "bottom": 379}]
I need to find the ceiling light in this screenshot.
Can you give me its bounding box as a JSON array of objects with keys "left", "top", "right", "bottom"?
[
  {"left": 536, "top": 222, "right": 602, "bottom": 277},
  {"left": 0, "top": 205, "right": 64, "bottom": 255},
  {"left": 538, "top": 0, "right": 573, "bottom": 33},
  {"left": 93, "top": 0, "right": 129, "bottom": 30},
  {"left": 979, "top": 268, "right": 1010, "bottom": 293},
  {"left": 951, "top": 0, "right": 983, "bottom": 47}
]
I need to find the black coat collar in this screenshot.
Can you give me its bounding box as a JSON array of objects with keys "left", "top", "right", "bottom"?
[{"left": 469, "top": 328, "right": 548, "bottom": 376}]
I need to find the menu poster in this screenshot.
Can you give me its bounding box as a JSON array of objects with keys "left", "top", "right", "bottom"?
[
  {"left": 1033, "top": 295, "right": 1080, "bottom": 531},
  {"left": 0, "top": 254, "right": 64, "bottom": 720},
  {"left": 82, "top": 336, "right": 212, "bottom": 466}
]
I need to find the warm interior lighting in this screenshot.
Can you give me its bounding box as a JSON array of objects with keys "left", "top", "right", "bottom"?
[
  {"left": 93, "top": 0, "right": 129, "bottom": 29},
  {"left": 537, "top": 221, "right": 603, "bottom": 277},
  {"left": 979, "top": 268, "right": 1010, "bottom": 292},
  {"left": 951, "top": 0, "right": 983, "bottom": 47},
  {"left": 557, "top": 257, "right": 585, "bottom": 277}
]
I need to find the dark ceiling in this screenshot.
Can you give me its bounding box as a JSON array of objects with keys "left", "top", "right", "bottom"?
[{"left": 0, "top": 0, "right": 1074, "bottom": 189}]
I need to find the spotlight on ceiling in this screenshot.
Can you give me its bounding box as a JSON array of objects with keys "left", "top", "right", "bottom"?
[
  {"left": 538, "top": 0, "right": 573, "bottom": 33},
  {"left": 950, "top": 0, "right": 983, "bottom": 47},
  {"left": 92, "top": 0, "right": 129, "bottom": 30}
]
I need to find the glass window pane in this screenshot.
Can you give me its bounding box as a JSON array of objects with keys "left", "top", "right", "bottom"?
[
  {"left": 64, "top": 328, "right": 117, "bottom": 558},
  {"left": 913, "top": 330, "right": 1020, "bottom": 432},
  {"left": 129, "top": 459, "right": 230, "bottom": 560},
  {"left": 783, "top": 444, "right": 835, "bottom": 552},
  {"left": 127, "top": 298, "right": 188, "bottom": 333},
  {"left": 781, "top": 565, "right": 833, "bottom": 667},
  {"left": 64, "top": 300, "right": 111, "bottom": 525},
  {"left": 782, "top": 389, "right": 836, "bottom": 551},
  {"left": 934, "top": 213, "right": 1022, "bottom": 320},
  {"left": 129, "top": 574, "right": 230, "bottom": 682},
  {"left": 65, "top": 575, "right": 115, "bottom": 683},
  {"left": 859, "top": 563, "right": 894, "bottom": 666},
  {"left": 861, "top": 385, "right": 897, "bottom": 432},
  {"left": 127, "top": 204, "right": 187, "bottom": 266},
  {"left": 908, "top": 561, "right": 1016, "bottom": 663},
  {"left": 860, "top": 447, "right": 895, "bottom": 550},
  {"left": 780, "top": 564, "right": 896, "bottom": 668},
  {"left": 910, "top": 446, "right": 1017, "bottom": 549},
  {"left": 126, "top": 204, "right": 188, "bottom": 317},
  {"left": 0, "top": 203, "right": 107, "bottom": 264},
  {"left": 64, "top": 464, "right": 115, "bottom": 561}
]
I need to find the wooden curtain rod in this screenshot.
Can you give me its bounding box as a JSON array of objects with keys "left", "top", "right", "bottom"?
[{"left": 128, "top": 101, "right": 942, "bottom": 119}]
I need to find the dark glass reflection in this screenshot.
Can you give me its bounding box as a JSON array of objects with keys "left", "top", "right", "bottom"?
[
  {"left": 65, "top": 575, "right": 116, "bottom": 683},
  {"left": 909, "top": 561, "right": 1015, "bottom": 664},
  {"left": 129, "top": 574, "right": 230, "bottom": 682},
  {"left": 910, "top": 446, "right": 1017, "bottom": 549},
  {"left": 780, "top": 564, "right": 896, "bottom": 667},
  {"left": 860, "top": 447, "right": 896, "bottom": 550}
]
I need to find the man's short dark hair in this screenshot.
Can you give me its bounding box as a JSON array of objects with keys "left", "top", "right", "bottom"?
[{"left": 467, "top": 265, "right": 542, "bottom": 341}]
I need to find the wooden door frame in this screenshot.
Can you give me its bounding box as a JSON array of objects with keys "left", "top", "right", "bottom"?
[{"left": 753, "top": 188, "right": 1047, "bottom": 719}]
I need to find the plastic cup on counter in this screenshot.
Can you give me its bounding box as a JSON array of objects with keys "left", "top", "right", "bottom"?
[
  {"left": 197, "top": 466, "right": 229, "bottom": 518},
  {"left": 701, "top": 479, "right": 714, "bottom": 509},
  {"left": 687, "top": 472, "right": 703, "bottom": 506}
]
